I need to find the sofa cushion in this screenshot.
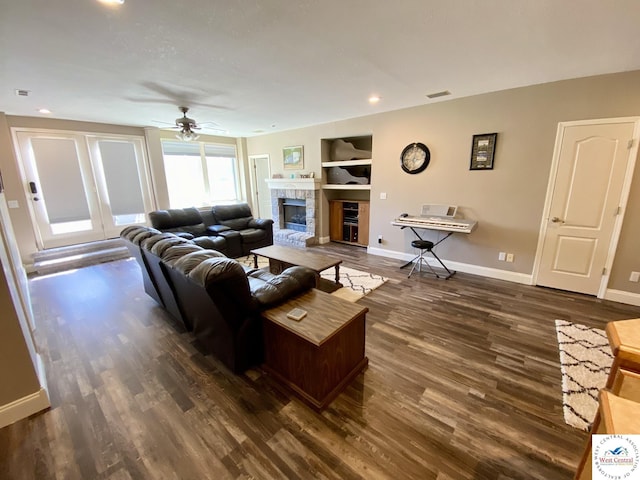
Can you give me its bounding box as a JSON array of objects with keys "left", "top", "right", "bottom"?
[
  {"left": 211, "top": 203, "right": 253, "bottom": 230},
  {"left": 173, "top": 250, "right": 227, "bottom": 276},
  {"left": 192, "top": 235, "right": 227, "bottom": 251},
  {"left": 238, "top": 228, "right": 268, "bottom": 243},
  {"left": 249, "top": 266, "right": 317, "bottom": 308},
  {"left": 161, "top": 244, "right": 203, "bottom": 266},
  {"left": 129, "top": 228, "right": 162, "bottom": 245},
  {"left": 149, "top": 208, "right": 207, "bottom": 236},
  {"left": 149, "top": 236, "right": 191, "bottom": 256}
]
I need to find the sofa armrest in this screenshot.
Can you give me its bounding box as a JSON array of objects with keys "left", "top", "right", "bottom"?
[
  {"left": 250, "top": 266, "right": 316, "bottom": 308},
  {"left": 206, "top": 224, "right": 231, "bottom": 234},
  {"left": 248, "top": 218, "right": 274, "bottom": 229}
]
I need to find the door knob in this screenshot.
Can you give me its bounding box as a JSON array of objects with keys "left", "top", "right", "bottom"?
[{"left": 551, "top": 217, "right": 565, "bottom": 223}]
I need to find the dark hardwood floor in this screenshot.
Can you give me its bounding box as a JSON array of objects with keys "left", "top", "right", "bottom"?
[{"left": 2, "top": 243, "right": 640, "bottom": 479}]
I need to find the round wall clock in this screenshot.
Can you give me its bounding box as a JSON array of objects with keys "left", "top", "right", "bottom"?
[{"left": 400, "top": 142, "right": 430, "bottom": 174}]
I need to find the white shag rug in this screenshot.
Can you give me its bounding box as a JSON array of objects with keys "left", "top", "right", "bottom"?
[
  {"left": 321, "top": 266, "right": 387, "bottom": 302},
  {"left": 236, "top": 255, "right": 387, "bottom": 302},
  {"left": 555, "top": 320, "right": 613, "bottom": 430}
]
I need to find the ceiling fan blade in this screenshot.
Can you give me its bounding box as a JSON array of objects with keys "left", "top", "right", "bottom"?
[{"left": 152, "top": 120, "right": 179, "bottom": 126}]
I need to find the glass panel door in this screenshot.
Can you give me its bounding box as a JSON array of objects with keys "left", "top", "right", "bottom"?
[
  {"left": 87, "top": 136, "right": 154, "bottom": 238},
  {"left": 15, "top": 131, "right": 103, "bottom": 248},
  {"left": 14, "top": 130, "right": 155, "bottom": 249}
]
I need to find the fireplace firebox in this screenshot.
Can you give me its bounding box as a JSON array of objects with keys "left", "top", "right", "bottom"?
[{"left": 282, "top": 198, "right": 306, "bottom": 232}]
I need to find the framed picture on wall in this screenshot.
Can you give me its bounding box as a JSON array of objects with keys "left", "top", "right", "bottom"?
[
  {"left": 470, "top": 133, "right": 497, "bottom": 170},
  {"left": 283, "top": 145, "right": 304, "bottom": 170}
]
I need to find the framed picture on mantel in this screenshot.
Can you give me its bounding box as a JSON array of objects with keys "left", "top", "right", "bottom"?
[
  {"left": 470, "top": 133, "right": 497, "bottom": 170},
  {"left": 283, "top": 145, "right": 304, "bottom": 170}
]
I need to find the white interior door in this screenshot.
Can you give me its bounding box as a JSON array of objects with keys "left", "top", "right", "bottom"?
[
  {"left": 535, "top": 119, "right": 639, "bottom": 295},
  {"left": 14, "top": 130, "right": 153, "bottom": 249},
  {"left": 249, "top": 154, "right": 272, "bottom": 219}
]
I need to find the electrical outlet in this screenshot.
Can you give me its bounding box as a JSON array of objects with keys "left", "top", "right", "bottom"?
[
  {"left": 379, "top": 192, "right": 387, "bottom": 200},
  {"left": 377, "top": 235, "right": 383, "bottom": 244},
  {"left": 498, "top": 252, "right": 506, "bottom": 261},
  {"left": 506, "top": 253, "right": 514, "bottom": 263},
  {"left": 630, "top": 271, "right": 640, "bottom": 282}
]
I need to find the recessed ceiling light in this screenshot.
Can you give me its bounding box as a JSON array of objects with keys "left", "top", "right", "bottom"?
[
  {"left": 97, "top": 0, "right": 125, "bottom": 5},
  {"left": 38, "top": 108, "right": 52, "bottom": 114},
  {"left": 368, "top": 95, "right": 381, "bottom": 104},
  {"left": 426, "top": 90, "right": 451, "bottom": 99}
]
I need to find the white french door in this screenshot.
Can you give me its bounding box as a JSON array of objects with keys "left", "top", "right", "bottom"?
[{"left": 13, "top": 129, "right": 154, "bottom": 249}]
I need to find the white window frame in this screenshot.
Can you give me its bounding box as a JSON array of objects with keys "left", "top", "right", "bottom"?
[{"left": 161, "top": 140, "right": 241, "bottom": 208}]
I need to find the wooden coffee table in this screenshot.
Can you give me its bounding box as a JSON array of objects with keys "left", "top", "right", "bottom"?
[
  {"left": 261, "top": 288, "right": 368, "bottom": 410},
  {"left": 251, "top": 245, "right": 342, "bottom": 288}
]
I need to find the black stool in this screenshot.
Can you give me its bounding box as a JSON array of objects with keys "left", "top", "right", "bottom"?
[{"left": 407, "top": 239, "right": 454, "bottom": 278}]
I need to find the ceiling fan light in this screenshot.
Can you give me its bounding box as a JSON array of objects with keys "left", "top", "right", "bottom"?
[{"left": 176, "top": 131, "right": 199, "bottom": 142}]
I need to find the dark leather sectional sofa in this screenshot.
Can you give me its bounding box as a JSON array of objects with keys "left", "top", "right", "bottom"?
[
  {"left": 120, "top": 225, "right": 315, "bottom": 373},
  {"left": 148, "top": 204, "right": 273, "bottom": 258}
]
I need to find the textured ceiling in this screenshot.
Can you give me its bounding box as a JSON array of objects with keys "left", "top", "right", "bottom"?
[{"left": 1, "top": 0, "right": 639, "bottom": 137}]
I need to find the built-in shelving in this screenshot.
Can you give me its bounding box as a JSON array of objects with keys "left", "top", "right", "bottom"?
[
  {"left": 329, "top": 199, "right": 370, "bottom": 247},
  {"left": 321, "top": 159, "right": 372, "bottom": 168},
  {"left": 322, "top": 184, "right": 371, "bottom": 191},
  {"left": 322, "top": 135, "right": 373, "bottom": 248}
]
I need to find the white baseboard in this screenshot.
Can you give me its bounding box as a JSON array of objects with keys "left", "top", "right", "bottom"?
[
  {"left": 36, "top": 353, "right": 49, "bottom": 393},
  {"left": 367, "top": 246, "right": 533, "bottom": 285},
  {"left": 364, "top": 246, "right": 640, "bottom": 305},
  {"left": 604, "top": 289, "right": 640, "bottom": 307},
  {"left": 0, "top": 387, "right": 50, "bottom": 429}
]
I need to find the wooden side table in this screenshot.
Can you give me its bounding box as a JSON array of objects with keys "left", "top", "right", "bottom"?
[
  {"left": 605, "top": 318, "right": 640, "bottom": 388},
  {"left": 260, "top": 289, "right": 368, "bottom": 410},
  {"left": 575, "top": 369, "right": 640, "bottom": 480}
]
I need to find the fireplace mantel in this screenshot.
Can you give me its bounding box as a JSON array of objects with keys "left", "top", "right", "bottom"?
[{"left": 266, "top": 178, "right": 321, "bottom": 190}]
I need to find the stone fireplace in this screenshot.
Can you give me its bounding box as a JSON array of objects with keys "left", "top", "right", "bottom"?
[{"left": 266, "top": 178, "right": 321, "bottom": 247}]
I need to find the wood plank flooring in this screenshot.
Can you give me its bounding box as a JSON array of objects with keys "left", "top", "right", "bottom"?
[{"left": 2, "top": 243, "right": 640, "bottom": 479}]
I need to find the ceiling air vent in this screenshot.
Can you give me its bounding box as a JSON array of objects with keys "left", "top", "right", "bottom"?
[
  {"left": 15, "top": 89, "right": 30, "bottom": 96},
  {"left": 426, "top": 90, "right": 451, "bottom": 99}
]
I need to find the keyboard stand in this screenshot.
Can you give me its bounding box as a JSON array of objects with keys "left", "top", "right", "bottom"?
[{"left": 398, "top": 226, "right": 456, "bottom": 279}]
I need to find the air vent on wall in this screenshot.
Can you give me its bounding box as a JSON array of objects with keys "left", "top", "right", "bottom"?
[
  {"left": 426, "top": 90, "right": 451, "bottom": 99},
  {"left": 15, "top": 89, "right": 30, "bottom": 96}
]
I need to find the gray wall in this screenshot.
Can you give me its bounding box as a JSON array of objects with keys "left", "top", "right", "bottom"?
[
  {"left": 1, "top": 70, "right": 639, "bottom": 295},
  {"left": 246, "top": 70, "right": 640, "bottom": 294}
]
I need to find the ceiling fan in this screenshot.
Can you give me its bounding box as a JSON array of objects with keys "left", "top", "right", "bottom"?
[{"left": 174, "top": 106, "right": 201, "bottom": 141}]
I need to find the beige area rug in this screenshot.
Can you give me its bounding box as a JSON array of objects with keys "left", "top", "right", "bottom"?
[
  {"left": 555, "top": 320, "right": 613, "bottom": 430},
  {"left": 236, "top": 255, "right": 388, "bottom": 302}
]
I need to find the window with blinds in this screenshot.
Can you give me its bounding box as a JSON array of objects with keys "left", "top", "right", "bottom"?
[{"left": 161, "top": 140, "right": 240, "bottom": 208}]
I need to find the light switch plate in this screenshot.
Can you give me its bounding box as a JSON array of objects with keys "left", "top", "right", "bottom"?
[{"left": 7, "top": 200, "right": 19, "bottom": 209}]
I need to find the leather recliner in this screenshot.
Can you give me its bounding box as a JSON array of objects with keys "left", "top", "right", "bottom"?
[
  {"left": 121, "top": 226, "right": 225, "bottom": 329},
  {"left": 120, "top": 225, "right": 164, "bottom": 306},
  {"left": 121, "top": 226, "right": 316, "bottom": 373},
  {"left": 166, "top": 253, "right": 316, "bottom": 373},
  {"left": 209, "top": 203, "right": 274, "bottom": 256},
  {"left": 148, "top": 207, "right": 231, "bottom": 256}
]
